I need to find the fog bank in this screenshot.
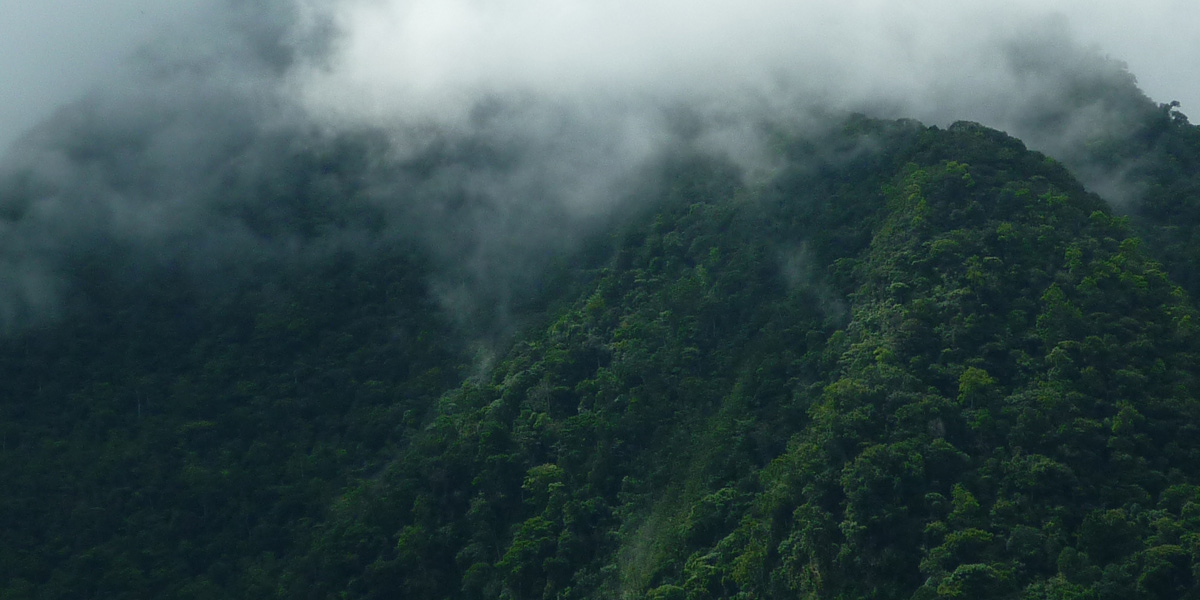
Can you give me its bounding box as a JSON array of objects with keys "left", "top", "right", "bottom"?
[{"left": 0, "top": 0, "right": 1194, "bottom": 333}]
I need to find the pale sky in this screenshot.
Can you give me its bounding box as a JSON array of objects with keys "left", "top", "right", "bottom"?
[
  {"left": 0, "top": 0, "right": 203, "bottom": 152},
  {"left": 1057, "top": 0, "right": 1200, "bottom": 109},
  {"left": 0, "top": 0, "right": 1196, "bottom": 332},
  {"left": 1, "top": 0, "right": 1199, "bottom": 153}
]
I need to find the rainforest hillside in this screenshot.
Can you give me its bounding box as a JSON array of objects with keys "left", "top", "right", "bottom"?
[
  {"left": 4, "top": 50, "right": 1200, "bottom": 600},
  {"left": 278, "top": 115, "right": 1200, "bottom": 600}
]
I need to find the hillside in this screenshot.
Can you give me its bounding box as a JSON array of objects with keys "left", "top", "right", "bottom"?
[
  {"left": 4, "top": 83, "right": 1200, "bottom": 599},
  {"left": 273, "top": 120, "right": 1200, "bottom": 600}
]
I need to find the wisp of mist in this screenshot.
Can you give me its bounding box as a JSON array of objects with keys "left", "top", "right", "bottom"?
[{"left": 0, "top": 0, "right": 1193, "bottom": 333}]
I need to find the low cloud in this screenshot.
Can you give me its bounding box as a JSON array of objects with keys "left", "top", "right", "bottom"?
[
  {"left": 295, "top": 0, "right": 1196, "bottom": 128},
  {"left": 0, "top": 0, "right": 1194, "bottom": 333}
]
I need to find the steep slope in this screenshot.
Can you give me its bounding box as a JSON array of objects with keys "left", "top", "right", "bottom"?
[
  {"left": 1010, "top": 53, "right": 1200, "bottom": 300},
  {"left": 275, "top": 119, "right": 1200, "bottom": 600},
  {"left": 690, "top": 124, "right": 1200, "bottom": 599},
  {"left": 1111, "top": 106, "right": 1200, "bottom": 297},
  {"left": 277, "top": 137, "right": 899, "bottom": 598}
]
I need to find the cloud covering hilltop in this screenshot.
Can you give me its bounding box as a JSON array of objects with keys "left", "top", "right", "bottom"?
[
  {"left": 0, "top": 0, "right": 1194, "bottom": 333},
  {"left": 3, "top": 0, "right": 1198, "bottom": 154}
]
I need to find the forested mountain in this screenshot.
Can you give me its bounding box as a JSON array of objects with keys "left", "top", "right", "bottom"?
[{"left": 4, "top": 55, "right": 1200, "bottom": 600}]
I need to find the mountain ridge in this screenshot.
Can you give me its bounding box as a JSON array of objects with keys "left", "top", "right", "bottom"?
[{"left": 5, "top": 67, "right": 1200, "bottom": 599}]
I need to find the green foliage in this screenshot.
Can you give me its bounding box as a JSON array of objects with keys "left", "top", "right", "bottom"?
[
  {"left": 9, "top": 108, "right": 1200, "bottom": 600},
  {"left": 0, "top": 246, "right": 467, "bottom": 598}
]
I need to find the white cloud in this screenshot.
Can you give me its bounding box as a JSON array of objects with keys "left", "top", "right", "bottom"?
[
  {"left": 293, "top": 0, "right": 1200, "bottom": 129},
  {"left": 0, "top": 0, "right": 1196, "bottom": 331},
  {"left": 4, "top": 0, "right": 1198, "bottom": 153}
]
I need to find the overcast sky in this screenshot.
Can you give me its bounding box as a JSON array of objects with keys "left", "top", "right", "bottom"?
[
  {"left": 0, "top": 1, "right": 203, "bottom": 152},
  {"left": 1, "top": 0, "right": 1199, "bottom": 154},
  {"left": 1055, "top": 0, "right": 1200, "bottom": 106}
]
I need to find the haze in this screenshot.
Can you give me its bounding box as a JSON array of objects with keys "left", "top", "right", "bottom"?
[
  {"left": 0, "top": 0, "right": 213, "bottom": 153},
  {"left": 0, "top": 0, "right": 1196, "bottom": 333},
  {"left": 2, "top": 0, "right": 1198, "bottom": 154}
]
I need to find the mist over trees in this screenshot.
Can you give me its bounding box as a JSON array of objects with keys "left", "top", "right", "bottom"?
[
  {"left": 0, "top": 0, "right": 1190, "bottom": 333},
  {"left": 4, "top": 2, "right": 1200, "bottom": 599}
]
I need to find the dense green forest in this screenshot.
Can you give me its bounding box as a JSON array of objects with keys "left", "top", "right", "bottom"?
[{"left": 5, "top": 62, "right": 1200, "bottom": 599}]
